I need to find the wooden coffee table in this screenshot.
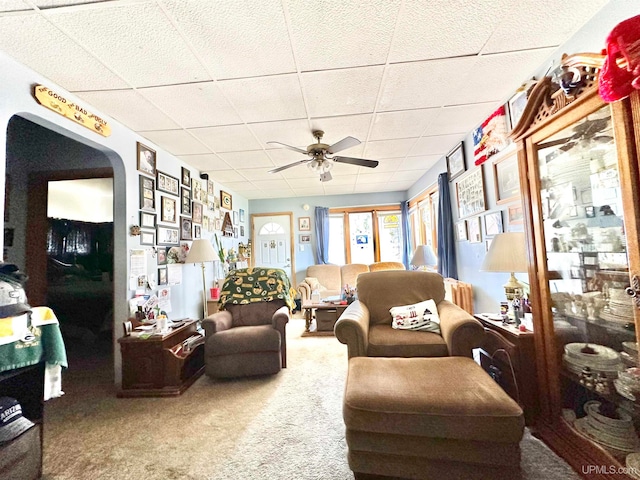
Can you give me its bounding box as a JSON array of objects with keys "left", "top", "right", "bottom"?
[{"left": 301, "top": 300, "right": 348, "bottom": 333}]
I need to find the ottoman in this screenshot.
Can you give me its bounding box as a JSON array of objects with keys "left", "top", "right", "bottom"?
[{"left": 343, "top": 357, "right": 525, "bottom": 480}]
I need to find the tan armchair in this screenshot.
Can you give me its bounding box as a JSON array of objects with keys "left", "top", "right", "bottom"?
[{"left": 334, "top": 270, "right": 484, "bottom": 358}]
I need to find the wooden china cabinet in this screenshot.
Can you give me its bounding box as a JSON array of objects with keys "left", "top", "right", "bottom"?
[{"left": 511, "top": 53, "right": 640, "bottom": 479}]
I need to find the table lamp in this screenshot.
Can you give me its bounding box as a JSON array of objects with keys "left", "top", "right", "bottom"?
[
  {"left": 480, "top": 232, "right": 528, "bottom": 302},
  {"left": 185, "top": 239, "right": 218, "bottom": 319},
  {"left": 410, "top": 245, "right": 438, "bottom": 271}
]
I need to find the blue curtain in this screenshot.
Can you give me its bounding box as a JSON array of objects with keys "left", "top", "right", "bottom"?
[
  {"left": 437, "top": 172, "right": 458, "bottom": 279},
  {"left": 314, "top": 207, "right": 330, "bottom": 264},
  {"left": 400, "top": 201, "right": 411, "bottom": 269}
]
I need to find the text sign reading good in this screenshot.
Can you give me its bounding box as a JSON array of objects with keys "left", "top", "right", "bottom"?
[{"left": 33, "top": 85, "right": 111, "bottom": 137}]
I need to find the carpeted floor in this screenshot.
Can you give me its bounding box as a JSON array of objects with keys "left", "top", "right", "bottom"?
[{"left": 41, "top": 316, "right": 581, "bottom": 480}]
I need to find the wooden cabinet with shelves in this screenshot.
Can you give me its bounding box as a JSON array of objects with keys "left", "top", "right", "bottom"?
[{"left": 512, "top": 52, "right": 640, "bottom": 478}]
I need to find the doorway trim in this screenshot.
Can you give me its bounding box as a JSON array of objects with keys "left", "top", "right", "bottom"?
[{"left": 250, "top": 212, "right": 296, "bottom": 284}]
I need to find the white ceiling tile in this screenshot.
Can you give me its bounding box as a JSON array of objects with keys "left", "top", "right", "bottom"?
[
  {"left": 482, "top": 0, "right": 610, "bottom": 54},
  {"left": 378, "top": 57, "right": 475, "bottom": 111},
  {"left": 188, "top": 125, "right": 262, "bottom": 152},
  {"left": 369, "top": 109, "right": 440, "bottom": 141},
  {"left": 249, "top": 119, "right": 311, "bottom": 149},
  {"left": 427, "top": 104, "right": 496, "bottom": 136},
  {"left": 252, "top": 179, "right": 291, "bottom": 190},
  {"left": 302, "top": 66, "right": 384, "bottom": 118},
  {"left": 35, "top": 0, "right": 104, "bottom": 7},
  {"left": 46, "top": 2, "right": 211, "bottom": 87},
  {"left": 74, "top": 90, "right": 180, "bottom": 131},
  {"left": 332, "top": 163, "right": 361, "bottom": 175},
  {"left": 363, "top": 138, "right": 417, "bottom": 160},
  {"left": 140, "top": 130, "right": 210, "bottom": 156},
  {"left": 357, "top": 172, "right": 393, "bottom": 184},
  {"left": 409, "top": 133, "right": 465, "bottom": 157},
  {"left": 323, "top": 184, "right": 356, "bottom": 195},
  {"left": 371, "top": 158, "right": 402, "bottom": 173},
  {"left": 162, "top": 0, "right": 296, "bottom": 79},
  {"left": 293, "top": 187, "right": 325, "bottom": 196},
  {"left": 386, "top": 181, "right": 414, "bottom": 191},
  {"left": 260, "top": 189, "right": 297, "bottom": 199},
  {"left": 389, "top": 0, "right": 506, "bottom": 63},
  {"left": 398, "top": 155, "right": 442, "bottom": 171},
  {"left": 392, "top": 170, "right": 427, "bottom": 182},
  {"left": 208, "top": 170, "right": 245, "bottom": 183},
  {"left": 324, "top": 174, "right": 358, "bottom": 186},
  {"left": 0, "top": 1, "right": 30, "bottom": 12},
  {"left": 287, "top": 0, "right": 401, "bottom": 71},
  {"left": 280, "top": 165, "right": 316, "bottom": 179},
  {"left": 180, "top": 154, "right": 231, "bottom": 171},
  {"left": 309, "top": 115, "right": 373, "bottom": 145},
  {"left": 283, "top": 175, "right": 326, "bottom": 187},
  {"left": 0, "top": 12, "right": 128, "bottom": 91},
  {"left": 354, "top": 183, "right": 388, "bottom": 193},
  {"left": 217, "top": 150, "right": 274, "bottom": 169},
  {"left": 218, "top": 74, "right": 307, "bottom": 123},
  {"left": 267, "top": 149, "right": 310, "bottom": 166},
  {"left": 139, "top": 82, "right": 241, "bottom": 128},
  {"left": 454, "top": 49, "right": 555, "bottom": 105},
  {"left": 219, "top": 180, "right": 256, "bottom": 192},
  {"left": 238, "top": 168, "right": 282, "bottom": 181}
]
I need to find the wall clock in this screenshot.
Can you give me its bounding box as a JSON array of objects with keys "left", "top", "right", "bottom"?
[{"left": 221, "top": 190, "right": 232, "bottom": 210}]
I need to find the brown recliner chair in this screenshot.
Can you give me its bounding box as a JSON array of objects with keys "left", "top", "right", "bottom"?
[
  {"left": 334, "top": 270, "right": 484, "bottom": 358},
  {"left": 202, "top": 299, "right": 289, "bottom": 378}
]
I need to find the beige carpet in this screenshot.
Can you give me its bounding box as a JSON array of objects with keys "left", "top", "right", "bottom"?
[{"left": 41, "top": 316, "right": 580, "bottom": 479}]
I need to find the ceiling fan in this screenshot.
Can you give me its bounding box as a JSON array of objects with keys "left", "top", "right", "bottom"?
[{"left": 267, "top": 130, "right": 379, "bottom": 182}]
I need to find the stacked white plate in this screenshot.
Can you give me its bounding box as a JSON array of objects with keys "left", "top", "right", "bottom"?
[
  {"left": 563, "top": 343, "right": 623, "bottom": 378},
  {"left": 600, "top": 289, "right": 635, "bottom": 325},
  {"left": 575, "top": 401, "right": 640, "bottom": 456}
]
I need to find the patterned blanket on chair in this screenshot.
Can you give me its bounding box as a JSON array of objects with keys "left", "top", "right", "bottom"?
[{"left": 220, "top": 267, "right": 296, "bottom": 310}]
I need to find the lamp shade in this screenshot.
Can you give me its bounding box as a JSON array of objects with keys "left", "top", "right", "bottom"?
[
  {"left": 185, "top": 239, "right": 217, "bottom": 264},
  {"left": 481, "top": 232, "right": 527, "bottom": 273},
  {"left": 411, "top": 245, "right": 438, "bottom": 268}
]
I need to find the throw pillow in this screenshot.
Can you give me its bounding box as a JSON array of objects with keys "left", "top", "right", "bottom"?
[
  {"left": 389, "top": 299, "right": 441, "bottom": 333},
  {"left": 305, "top": 277, "right": 321, "bottom": 291}
]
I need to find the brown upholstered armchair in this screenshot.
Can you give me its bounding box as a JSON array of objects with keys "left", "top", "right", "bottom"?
[
  {"left": 334, "top": 270, "right": 484, "bottom": 359},
  {"left": 202, "top": 267, "right": 294, "bottom": 378},
  {"left": 202, "top": 300, "right": 289, "bottom": 378}
]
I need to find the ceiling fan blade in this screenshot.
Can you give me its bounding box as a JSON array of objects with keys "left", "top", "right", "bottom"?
[
  {"left": 267, "top": 141, "right": 308, "bottom": 155},
  {"left": 333, "top": 156, "right": 379, "bottom": 168},
  {"left": 327, "top": 136, "right": 360, "bottom": 154},
  {"left": 268, "top": 159, "right": 310, "bottom": 174}
]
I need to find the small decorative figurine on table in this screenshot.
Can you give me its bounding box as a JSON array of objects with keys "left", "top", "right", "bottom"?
[{"left": 343, "top": 284, "right": 357, "bottom": 304}]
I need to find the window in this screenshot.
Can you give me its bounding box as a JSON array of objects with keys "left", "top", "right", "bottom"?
[
  {"left": 409, "top": 184, "right": 439, "bottom": 257},
  {"left": 328, "top": 206, "right": 403, "bottom": 265},
  {"left": 258, "top": 222, "right": 285, "bottom": 235}
]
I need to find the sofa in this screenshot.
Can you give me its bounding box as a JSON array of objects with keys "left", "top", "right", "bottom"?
[{"left": 297, "top": 262, "right": 405, "bottom": 302}]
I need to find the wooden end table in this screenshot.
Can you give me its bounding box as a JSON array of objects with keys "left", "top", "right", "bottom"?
[
  {"left": 302, "top": 300, "right": 348, "bottom": 333},
  {"left": 118, "top": 319, "right": 205, "bottom": 397}
]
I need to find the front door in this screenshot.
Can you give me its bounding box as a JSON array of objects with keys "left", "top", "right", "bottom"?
[{"left": 251, "top": 213, "right": 295, "bottom": 284}]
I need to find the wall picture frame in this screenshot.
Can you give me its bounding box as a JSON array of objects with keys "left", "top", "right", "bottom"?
[
  {"left": 508, "top": 203, "right": 524, "bottom": 226},
  {"left": 221, "top": 190, "right": 232, "bottom": 210},
  {"left": 140, "top": 211, "right": 156, "bottom": 229},
  {"left": 207, "top": 179, "right": 214, "bottom": 196},
  {"left": 181, "top": 187, "right": 191, "bottom": 215},
  {"left": 180, "top": 216, "right": 193, "bottom": 240},
  {"left": 456, "top": 221, "right": 467, "bottom": 241},
  {"left": 157, "top": 225, "right": 179, "bottom": 246},
  {"left": 455, "top": 167, "right": 486, "bottom": 219},
  {"left": 194, "top": 224, "right": 201, "bottom": 239},
  {"left": 139, "top": 175, "right": 155, "bottom": 212},
  {"left": 233, "top": 210, "right": 239, "bottom": 225},
  {"left": 493, "top": 152, "right": 520, "bottom": 204},
  {"left": 160, "top": 195, "right": 177, "bottom": 224},
  {"left": 157, "top": 170, "right": 179, "bottom": 196},
  {"left": 300, "top": 234, "right": 311, "bottom": 244},
  {"left": 157, "top": 246, "right": 168, "bottom": 265},
  {"left": 446, "top": 142, "right": 466, "bottom": 181},
  {"left": 192, "top": 202, "right": 203, "bottom": 224},
  {"left": 192, "top": 178, "right": 202, "bottom": 202},
  {"left": 507, "top": 82, "right": 534, "bottom": 130},
  {"left": 299, "top": 216, "right": 311, "bottom": 231},
  {"left": 137, "top": 142, "right": 156, "bottom": 177},
  {"left": 467, "top": 216, "right": 482, "bottom": 243},
  {"left": 483, "top": 211, "right": 503, "bottom": 236},
  {"left": 181, "top": 167, "right": 191, "bottom": 187},
  {"left": 239, "top": 208, "right": 245, "bottom": 223},
  {"left": 140, "top": 230, "right": 155, "bottom": 246},
  {"left": 158, "top": 267, "right": 168, "bottom": 286}
]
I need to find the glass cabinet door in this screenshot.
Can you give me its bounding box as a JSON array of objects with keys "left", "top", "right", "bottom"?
[{"left": 535, "top": 104, "right": 640, "bottom": 459}]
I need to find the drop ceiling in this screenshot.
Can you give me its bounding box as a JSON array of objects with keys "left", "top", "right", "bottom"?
[{"left": 0, "top": 0, "right": 611, "bottom": 199}]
